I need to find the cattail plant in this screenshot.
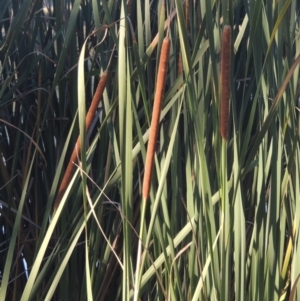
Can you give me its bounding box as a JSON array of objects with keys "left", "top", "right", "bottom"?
[
  {"left": 53, "top": 70, "right": 108, "bottom": 211},
  {"left": 220, "top": 25, "right": 231, "bottom": 140},
  {"left": 134, "top": 37, "right": 170, "bottom": 301},
  {"left": 219, "top": 24, "right": 232, "bottom": 301}
]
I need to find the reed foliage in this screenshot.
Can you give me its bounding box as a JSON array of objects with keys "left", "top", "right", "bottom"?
[{"left": 0, "top": 0, "right": 300, "bottom": 300}]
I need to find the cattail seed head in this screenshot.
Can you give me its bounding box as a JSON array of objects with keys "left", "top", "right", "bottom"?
[
  {"left": 177, "top": 52, "right": 183, "bottom": 77},
  {"left": 85, "top": 70, "right": 108, "bottom": 130},
  {"left": 142, "top": 37, "right": 170, "bottom": 200},
  {"left": 220, "top": 25, "right": 231, "bottom": 140},
  {"left": 53, "top": 71, "right": 108, "bottom": 211},
  {"left": 185, "top": 0, "right": 189, "bottom": 29}
]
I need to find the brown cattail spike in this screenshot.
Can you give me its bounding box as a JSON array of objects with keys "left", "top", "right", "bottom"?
[
  {"left": 142, "top": 37, "right": 170, "bottom": 200},
  {"left": 177, "top": 52, "right": 183, "bottom": 89},
  {"left": 177, "top": 52, "right": 183, "bottom": 77},
  {"left": 53, "top": 71, "right": 108, "bottom": 211},
  {"left": 220, "top": 25, "right": 231, "bottom": 140},
  {"left": 185, "top": 0, "right": 189, "bottom": 29}
]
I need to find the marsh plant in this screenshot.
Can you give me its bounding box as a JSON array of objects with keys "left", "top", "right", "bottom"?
[{"left": 1, "top": 0, "right": 300, "bottom": 300}]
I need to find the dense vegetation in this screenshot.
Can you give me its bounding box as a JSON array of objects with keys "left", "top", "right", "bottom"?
[{"left": 1, "top": 0, "right": 300, "bottom": 300}]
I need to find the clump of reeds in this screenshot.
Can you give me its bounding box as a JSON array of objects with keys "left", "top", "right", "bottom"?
[
  {"left": 142, "top": 37, "right": 170, "bottom": 200},
  {"left": 53, "top": 70, "right": 108, "bottom": 211},
  {"left": 220, "top": 25, "right": 231, "bottom": 140}
]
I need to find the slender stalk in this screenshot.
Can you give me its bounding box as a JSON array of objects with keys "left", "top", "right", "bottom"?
[
  {"left": 53, "top": 71, "right": 108, "bottom": 211},
  {"left": 134, "top": 37, "right": 170, "bottom": 301}
]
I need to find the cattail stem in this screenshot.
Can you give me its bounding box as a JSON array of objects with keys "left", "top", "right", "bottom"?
[
  {"left": 219, "top": 26, "right": 232, "bottom": 301},
  {"left": 220, "top": 25, "right": 231, "bottom": 140},
  {"left": 142, "top": 37, "right": 170, "bottom": 200},
  {"left": 53, "top": 71, "right": 108, "bottom": 211}
]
